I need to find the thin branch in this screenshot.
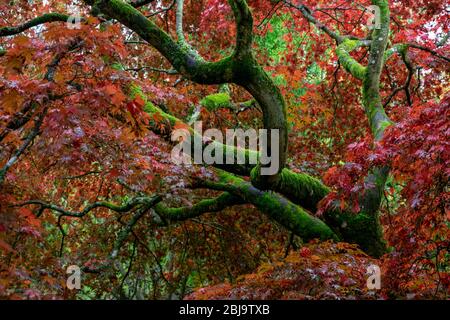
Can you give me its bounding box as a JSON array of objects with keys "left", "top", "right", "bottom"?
[
  {"left": 384, "top": 49, "right": 414, "bottom": 108},
  {"left": 146, "top": 0, "right": 176, "bottom": 18},
  {"left": 126, "top": 66, "right": 178, "bottom": 74},
  {"left": 0, "top": 40, "right": 83, "bottom": 183},
  {"left": 0, "top": 102, "right": 37, "bottom": 143},
  {"left": 13, "top": 195, "right": 161, "bottom": 218},
  {"left": 0, "top": 109, "right": 47, "bottom": 184},
  {"left": 257, "top": 0, "right": 283, "bottom": 29},
  {"left": 406, "top": 43, "right": 450, "bottom": 63},
  {"left": 84, "top": 197, "right": 161, "bottom": 273},
  {"left": 59, "top": 170, "right": 102, "bottom": 180},
  {"left": 283, "top": 0, "right": 344, "bottom": 43}
]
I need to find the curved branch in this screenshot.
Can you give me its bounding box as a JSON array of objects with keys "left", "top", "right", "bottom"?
[
  {"left": 406, "top": 43, "right": 450, "bottom": 63},
  {"left": 93, "top": 0, "right": 287, "bottom": 180},
  {"left": 93, "top": 0, "right": 234, "bottom": 84},
  {"left": 386, "top": 43, "right": 449, "bottom": 64},
  {"left": 197, "top": 169, "right": 338, "bottom": 242},
  {"left": 131, "top": 85, "right": 258, "bottom": 175},
  {"left": 85, "top": 195, "right": 161, "bottom": 273},
  {"left": 14, "top": 195, "right": 161, "bottom": 218},
  {"left": 133, "top": 85, "right": 328, "bottom": 207},
  {"left": 155, "top": 192, "right": 244, "bottom": 222},
  {"left": 336, "top": 39, "right": 367, "bottom": 80},
  {"left": 228, "top": 0, "right": 254, "bottom": 57},
  {"left": 384, "top": 45, "right": 414, "bottom": 107},
  {"left": 0, "top": 13, "right": 71, "bottom": 37},
  {"left": 146, "top": 0, "right": 176, "bottom": 18},
  {"left": 0, "top": 0, "right": 162, "bottom": 38}
]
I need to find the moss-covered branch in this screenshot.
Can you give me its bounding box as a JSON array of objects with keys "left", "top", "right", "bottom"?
[
  {"left": 356, "top": 1, "right": 391, "bottom": 238},
  {"left": 0, "top": 13, "right": 71, "bottom": 37},
  {"left": 15, "top": 195, "right": 162, "bottom": 218},
  {"left": 253, "top": 167, "right": 330, "bottom": 212},
  {"left": 322, "top": 207, "right": 386, "bottom": 258},
  {"left": 197, "top": 170, "right": 338, "bottom": 242},
  {"left": 131, "top": 84, "right": 385, "bottom": 255},
  {"left": 228, "top": 0, "right": 254, "bottom": 58},
  {"left": 200, "top": 92, "right": 256, "bottom": 113},
  {"left": 131, "top": 85, "right": 332, "bottom": 211},
  {"left": 336, "top": 39, "right": 367, "bottom": 80},
  {"left": 362, "top": 0, "right": 392, "bottom": 141},
  {"left": 155, "top": 192, "right": 244, "bottom": 222},
  {"left": 131, "top": 85, "right": 258, "bottom": 175},
  {"left": 94, "top": 0, "right": 288, "bottom": 181},
  {"left": 93, "top": 0, "right": 234, "bottom": 84}
]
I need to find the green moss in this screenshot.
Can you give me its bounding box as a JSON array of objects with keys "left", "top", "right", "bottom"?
[
  {"left": 344, "top": 213, "right": 386, "bottom": 258},
  {"left": 336, "top": 39, "right": 367, "bottom": 80},
  {"left": 362, "top": 73, "right": 393, "bottom": 141},
  {"left": 250, "top": 167, "right": 330, "bottom": 211},
  {"left": 129, "top": 84, "right": 178, "bottom": 127},
  {"left": 155, "top": 192, "right": 242, "bottom": 221},
  {"left": 97, "top": 0, "right": 235, "bottom": 84},
  {"left": 111, "top": 62, "right": 125, "bottom": 71},
  {"left": 216, "top": 169, "right": 339, "bottom": 242},
  {"left": 200, "top": 93, "right": 232, "bottom": 111},
  {"left": 324, "top": 210, "right": 386, "bottom": 258},
  {"left": 276, "top": 169, "right": 330, "bottom": 210},
  {"left": 384, "top": 43, "right": 408, "bottom": 62},
  {"left": 240, "top": 99, "right": 256, "bottom": 108}
]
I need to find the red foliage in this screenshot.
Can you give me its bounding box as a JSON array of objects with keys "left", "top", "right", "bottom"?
[
  {"left": 0, "top": 0, "right": 448, "bottom": 300},
  {"left": 187, "top": 241, "right": 382, "bottom": 300},
  {"left": 320, "top": 96, "right": 449, "bottom": 298}
]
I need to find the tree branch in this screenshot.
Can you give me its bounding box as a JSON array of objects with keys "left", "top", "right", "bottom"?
[
  {"left": 0, "top": 40, "right": 83, "bottom": 184},
  {"left": 155, "top": 192, "right": 244, "bottom": 222},
  {"left": 384, "top": 45, "right": 414, "bottom": 107},
  {"left": 92, "top": 0, "right": 234, "bottom": 84},
  {"left": 196, "top": 169, "right": 338, "bottom": 242},
  {"left": 13, "top": 195, "right": 161, "bottom": 218},
  {"left": 0, "top": 109, "right": 47, "bottom": 184},
  {"left": 283, "top": 0, "right": 344, "bottom": 43},
  {"left": 175, "top": 0, "right": 186, "bottom": 43},
  {"left": 405, "top": 43, "right": 450, "bottom": 63},
  {"left": 335, "top": 39, "right": 367, "bottom": 80},
  {"left": 0, "top": 13, "right": 71, "bottom": 37},
  {"left": 361, "top": 0, "right": 392, "bottom": 141},
  {"left": 126, "top": 66, "right": 178, "bottom": 74}
]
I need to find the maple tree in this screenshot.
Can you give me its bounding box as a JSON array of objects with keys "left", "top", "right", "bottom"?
[{"left": 0, "top": 0, "right": 448, "bottom": 299}]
